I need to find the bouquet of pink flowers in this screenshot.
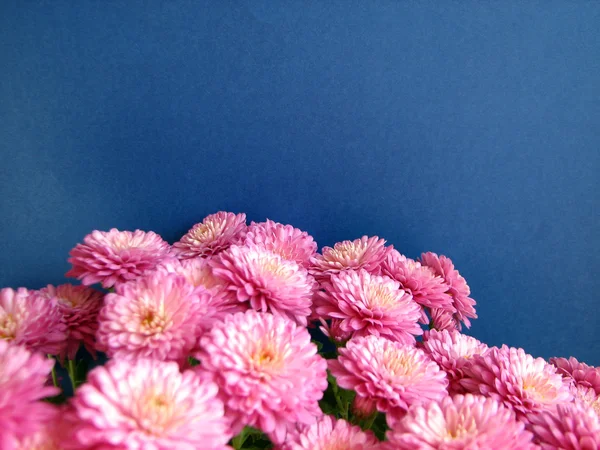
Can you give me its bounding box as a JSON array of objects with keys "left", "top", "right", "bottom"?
[{"left": 1, "top": 211, "right": 598, "bottom": 449}]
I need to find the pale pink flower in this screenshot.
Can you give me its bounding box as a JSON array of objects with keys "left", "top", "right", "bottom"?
[
  {"left": 14, "top": 408, "right": 64, "bottom": 450},
  {"left": 209, "top": 245, "right": 316, "bottom": 326},
  {"left": 0, "top": 340, "right": 59, "bottom": 443},
  {"left": 314, "top": 269, "right": 422, "bottom": 344},
  {"left": 64, "top": 358, "right": 231, "bottom": 449},
  {"left": 310, "top": 236, "right": 390, "bottom": 282},
  {"left": 420, "top": 252, "right": 477, "bottom": 329},
  {"left": 155, "top": 256, "right": 246, "bottom": 319},
  {"left": 279, "top": 415, "right": 380, "bottom": 450},
  {"left": 66, "top": 228, "right": 171, "bottom": 288},
  {"left": 96, "top": 271, "right": 203, "bottom": 363},
  {"left": 37, "top": 284, "right": 103, "bottom": 361},
  {"left": 429, "top": 308, "right": 459, "bottom": 332},
  {"left": 382, "top": 394, "right": 536, "bottom": 450},
  {"left": 0, "top": 288, "right": 66, "bottom": 355},
  {"left": 245, "top": 219, "right": 317, "bottom": 268},
  {"left": 328, "top": 335, "right": 448, "bottom": 424},
  {"left": 318, "top": 318, "right": 353, "bottom": 345},
  {"left": 196, "top": 310, "right": 328, "bottom": 443},
  {"left": 528, "top": 403, "right": 600, "bottom": 449},
  {"left": 571, "top": 384, "right": 600, "bottom": 420},
  {"left": 382, "top": 249, "right": 454, "bottom": 317},
  {"left": 550, "top": 356, "right": 600, "bottom": 395},
  {"left": 351, "top": 396, "right": 378, "bottom": 420},
  {"left": 172, "top": 211, "right": 247, "bottom": 259},
  {"left": 460, "top": 345, "right": 572, "bottom": 419},
  {"left": 421, "top": 329, "right": 489, "bottom": 394}
]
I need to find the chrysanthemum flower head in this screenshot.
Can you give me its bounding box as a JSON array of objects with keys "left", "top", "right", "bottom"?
[
  {"left": 310, "top": 236, "right": 390, "bottom": 282},
  {"left": 196, "top": 310, "right": 328, "bottom": 443},
  {"left": 64, "top": 358, "right": 231, "bottom": 449},
  {"left": 429, "top": 308, "right": 460, "bottom": 332},
  {"left": 14, "top": 407, "right": 64, "bottom": 450},
  {"left": 550, "top": 356, "right": 600, "bottom": 395},
  {"left": 156, "top": 256, "right": 246, "bottom": 318},
  {"left": 0, "top": 340, "right": 59, "bottom": 443},
  {"left": 245, "top": 219, "right": 318, "bottom": 268},
  {"left": 66, "top": 228, "right": 171, "bottom": 288},
  {"left": 419, "top": 252, "right": 477, "bottom": 329},
  {"left": 421, "top": 329, "right": 489, "bottom": 394},
  {"left": 328, "top": 335, "right": 448, "bottom": 424},
  {"left": 172, "top": 211, "right": 247, "bottom": 259},
  {"left": 572, "top": 385, "right": 600, "bottom": 419},
  {"left": 279, "top": 415, "right": 380, "bottom": 450},
  {"left": 460, "top": 345, "right": 572, "bottom": 418},
  {"left": 0, "top": 287, "right": 66, "bottom": 355},
  {"left": 209, "top": 245, "right": 316, "bottom": 325},
  {"left": 37, "top": 284, "right": 103, "bottom": 361},
  {"left": 382, "top": 394, "right": 537, "bottom": 450},
  {"left": 314, "top": 269, "right": 422, "bottom": 344},
  {"left": 318, "top": 318, "right": 353, "bottom": 345},
  {"left": 528, "top": 402, "right": 600, "bottom": 449},
  {"left": 382, "top": 249, "right": 454, "bottom": 317},
  {"left": 96, "top": 271, "right": 203, "bottom": 363}
]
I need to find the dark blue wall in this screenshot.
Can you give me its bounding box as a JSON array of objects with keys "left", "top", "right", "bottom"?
[{"left": 1, "top": 1, "right": 599, "bottom": 364}]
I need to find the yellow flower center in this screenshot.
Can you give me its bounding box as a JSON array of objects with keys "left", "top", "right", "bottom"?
[
  {"left": 139, "top": 308, "right": 168, "bottom": 334},
  {"left": 257, "top": 255, "right": 286, "bottom": 277},
  {"left": 383, "top": 349, "right": 413, "bottom": 376},
  {"left": 366, "top": 285, "right": 397, "bottom": 310},
  {"left": 521, "top": 373, "right": 553, "bottom": 402},
  {"left": 0, "top": 314, "right": 17, "bottom": 341},
  {"left": 138, "top": 390, "right": 176, "bottom": 435},
  {"left": 250, "top": 341, "right": 285, "bottom": 374},
  {"left": 445, "top": 422, "right": 476, "bottom": 441},
  {"left": 192, "top": 220, "right": 224, "bottom": 242},
  {"left": 328, "top": 242, "right": 365, "bottom": 263}
]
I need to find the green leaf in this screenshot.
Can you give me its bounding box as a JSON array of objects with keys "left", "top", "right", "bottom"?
[
  {"left": 312, "top": 339, "right": 324, "bottom": 353},
  {"left": 187, "top": 356, "right": 200, "bottom": 367}
]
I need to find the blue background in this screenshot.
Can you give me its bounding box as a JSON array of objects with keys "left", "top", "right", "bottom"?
[{"left": 1, "top": 1, "right": 598, "bottom": 365}]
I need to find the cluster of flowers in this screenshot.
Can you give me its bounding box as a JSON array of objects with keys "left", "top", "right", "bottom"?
[{"left": 1, "top": 211, "right": 598, "bottom": 449}]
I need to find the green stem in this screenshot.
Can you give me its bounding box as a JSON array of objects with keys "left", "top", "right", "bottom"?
[
  {"left": 48, "top": 355, "right": 58, "bottom": 388},
  {"left": 231, "top": 427, "right": 248, "bottom": 449},
  {"left": 67, "top": 359, "right": 77, "bottom": 392},
  {"left": 363, "top": 411, "right": 378, "bottom": 430}
]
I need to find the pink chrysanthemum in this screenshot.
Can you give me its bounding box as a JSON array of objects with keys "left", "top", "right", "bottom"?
[
  {"left": 310, "top": 236, "right": 390, "bottom": 282},
  {"left": 172, "top": 211, "right": 247, "bottom": 259},
  {"left": 0, "top": 288, "right": 66, "bottom": 355},
  {"left": 382, "top": 394, "right": 537, "bottom": 450},
  {"left": 572, "top": 385, "right": 600, "bottom": 419},
  {"left": 13, "top": 407, "right": 63, "bottom": 450},
  {"left": 196, "top": 310, "right": 328, "bottom": 443},
  {"left": 460, "top": 345, "right": 572, "bottom": 419},
  {"left": 329, "top": 335, "right": 448, "bottom": 424},
  {"left": 66, "top": 229, "right": 171, "bottom": 288},
  {"left": 421, "top": 329, "right": 489, "bottom": 395},
  {"left": 382, "top": 249, "right": 454, "bottom": 318},
  {"left": 279, "top": 415, "right": 380, "bottom": 450},
  {"left": 96, "top": 271, "right": 204, "bottom": 363},
  {"left": 528, "top": 403, "right": 600, "bottom": 449},
  {"left": 64, "top": 358, "right": 231, "bottom": 449},
  {"left": 550, "top": 356, "right": 600, "bottom": 395},
  {"left": 209, "top": 245, "right": 316, "bottom": 326},
  {"left": 155, "top": 256, "right": 246, "bottom": 319},
  {"left": 0, "top": 340, "right": 59, "bottom": 443},
  {"left": 429, "top": 308, "right": 459, "bottom": 332},
  {"left": 318, "top": 318, "right": 353, "bottom": 345},
  {"left": 245, "top": 219, "right": 318, "bottom": 268},
  {"left": 314, "top": 269, "right": 422, "bottom": 344},
  {"left": 37, "top": 284, "right": 103, "bottom": 361},
  {"left": 419, "top": 252, "right": 477, "bottom": 329}
]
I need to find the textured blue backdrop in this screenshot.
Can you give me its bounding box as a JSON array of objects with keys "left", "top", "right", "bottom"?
[{"left": 1, "top": 1, "right": 599, "bottom": 364}]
